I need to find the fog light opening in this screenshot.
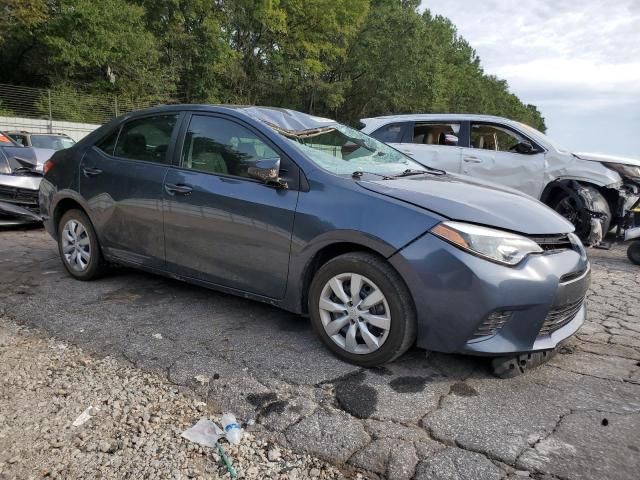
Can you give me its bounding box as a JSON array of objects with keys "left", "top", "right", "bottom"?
[{"left": 469, "top": 310, "right": 513, "bottom": 341}]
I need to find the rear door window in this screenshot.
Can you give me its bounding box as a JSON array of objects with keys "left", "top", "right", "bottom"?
[
  {"left": 412, "top": 123, "right": 460, "bottom": 146},
  {"left": 96, "top": 128, "right": 120, "bottom": 156},
  {"left": 114, "top": 115, "right": 178, "bottom": 163}
]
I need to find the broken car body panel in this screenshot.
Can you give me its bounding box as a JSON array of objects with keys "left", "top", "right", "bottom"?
[{"left": 0, "top": 139, "right": 45, "bottom": 225}]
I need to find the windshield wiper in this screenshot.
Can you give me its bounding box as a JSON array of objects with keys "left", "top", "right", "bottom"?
[
  {"left": 352, "top": 171, "right": 394, "bottom": 180},
  {"left": 394, "top": 167, "right": 446, "bottom": 178}
]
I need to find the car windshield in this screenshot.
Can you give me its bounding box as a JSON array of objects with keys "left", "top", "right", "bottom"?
[
  {"left": 515, "top": 122, "right": 569, "bottom": 153},
  {"left": 274, "top": 123, "right": 424, "bottom": 176},
  {"left": 30, "top": 135, "right": 75, "bottom": 150}
]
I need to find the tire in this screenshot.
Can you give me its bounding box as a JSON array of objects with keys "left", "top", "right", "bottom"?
[
  {"left": 551, "top": 186, "right": 611, "bottom": 243},
  {"left": 628, "top": 241, "right": 640, "bottom": 266},
  {"left": 57, "top": 209, "right": 107, "bottom": 280},
  {"left": 308, "top": 252, "right": 416, "bottom": 367}
]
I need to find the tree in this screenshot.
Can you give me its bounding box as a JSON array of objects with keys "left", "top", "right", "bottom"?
[
  {"left": 136, "top": 0, "right": 234, "bottom": 103},
  {"left": 0, "top": 0, "right": 546, "bottom": 130}
]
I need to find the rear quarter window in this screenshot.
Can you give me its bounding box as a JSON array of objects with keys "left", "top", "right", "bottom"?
[{"left": 371, "top": 124, "right": 407, "bottom": 143}]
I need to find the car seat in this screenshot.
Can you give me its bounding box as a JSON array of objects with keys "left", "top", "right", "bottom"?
[{"left": 191, "top": 137, "right": 228, "bottom": 174}]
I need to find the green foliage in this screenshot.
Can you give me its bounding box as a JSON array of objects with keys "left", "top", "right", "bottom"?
[{"left": 0, "top": 0, "right": 545, "bottom": 130}]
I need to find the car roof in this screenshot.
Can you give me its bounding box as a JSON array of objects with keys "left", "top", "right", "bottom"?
[
  {"left": 124, "top": 104, "right": 338, "bottom": 132},
  {"left": 360, "top": 113, "right": 524, "bottom": 129},
  {"left": 5, "top": 130, "right": 72, "bottom": 137}
]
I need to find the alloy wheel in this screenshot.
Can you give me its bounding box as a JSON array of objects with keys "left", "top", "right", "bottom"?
[
  {"left": 318, "top": 273, "right": 391, "bottom": 354},
  {"left": 61, "top": 219, "right": 91, "bottom": 271}
]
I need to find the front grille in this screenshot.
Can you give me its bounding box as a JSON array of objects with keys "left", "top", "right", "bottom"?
[
  {"left": 539, "top": 297, "right": 585, "bottom": 336},
  {"left": 471, "top": 310, "right": 513, "bottom": 339},
  {"left": 528, "top": 234, "right": 573, "bottom": 252},
  {"left": 0, "top": 185, "right": 39, "bottom": 207}
]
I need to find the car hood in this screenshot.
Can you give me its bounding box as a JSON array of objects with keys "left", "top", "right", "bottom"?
[
  {"left": 574, "top": 152, "right": 640, "bottom": 167},
  {"left": 0, "top": 146, "right": 49, "bottom": 172},
  {"left": 358, "top": 173, "right": 574, "bottom": 235}
]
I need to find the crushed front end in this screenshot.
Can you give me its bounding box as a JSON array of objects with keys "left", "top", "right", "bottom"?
[{"left": 0, "top": 147, "right": 43, "bottom": 226}]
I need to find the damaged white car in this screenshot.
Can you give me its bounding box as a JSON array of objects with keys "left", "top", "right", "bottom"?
[
  {"left": 360, "top": 114, "right": 640, "bottom": 244},
  {"left": 0, "top": 132, "right": 51, "bottom": 226}
]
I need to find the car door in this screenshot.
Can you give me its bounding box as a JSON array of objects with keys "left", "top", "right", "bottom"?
[
  {"left": 162, "top": 113, "right": 299, "bottom": 299},
  {"left": 375, "top": 121, "right": 464, "bottom": 173},
  {"left": 460, "top": 122, "right": 545, "bottom": 198},
  {"left": 79, "top": 113, "right": 181, "bottom": 268}
]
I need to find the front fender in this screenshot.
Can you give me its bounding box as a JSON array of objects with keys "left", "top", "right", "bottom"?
[{"left": 544, "top": 155, "right": 622, "bottom": 188}]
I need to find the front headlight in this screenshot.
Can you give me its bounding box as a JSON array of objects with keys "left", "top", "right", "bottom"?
[
  {"left": 604, "top": 162, "right": 640, "bottom": 182},
  {"left": 431, "top": 221, "right": 543, "bottom": 266}
]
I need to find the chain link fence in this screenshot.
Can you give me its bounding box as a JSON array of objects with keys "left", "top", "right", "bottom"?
[{"left": 0, "top": 83, "right": 174, "bottom": 125}]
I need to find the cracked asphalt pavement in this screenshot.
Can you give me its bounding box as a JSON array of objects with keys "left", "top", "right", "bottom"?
[{"left": 1, "top": 227, "right": 639, "bottom": 479}]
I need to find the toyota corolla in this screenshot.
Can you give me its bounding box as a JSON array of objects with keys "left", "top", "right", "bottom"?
[{"left": 39, "top": 105, "right": 590, "bottom": 370}]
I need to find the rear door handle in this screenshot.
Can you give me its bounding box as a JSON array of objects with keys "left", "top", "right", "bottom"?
[
  {"left": 82, "top": 167, "right": 103, "bottom": 177},
  {"left": 164, "top": 183, "right": 193, "bottom": 196},
  {"left": 463, "top": 156, "right": 482, "bottom": 163}
]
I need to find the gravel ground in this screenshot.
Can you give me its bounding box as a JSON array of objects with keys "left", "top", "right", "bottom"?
[
  {"left": 0, "top": 319, "right": 362, "bottom": 479},
  {"left": 1, "top": 228, "right": 639, "bottom": 480}
]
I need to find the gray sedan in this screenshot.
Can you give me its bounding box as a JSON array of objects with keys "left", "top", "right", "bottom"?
[{"left": 39, "top": 105, "right": 590, "bottom": 370}]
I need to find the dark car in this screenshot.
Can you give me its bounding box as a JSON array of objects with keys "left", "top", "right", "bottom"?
[{"left": 39, "top": 105, "right": 590, "bottom": 368}]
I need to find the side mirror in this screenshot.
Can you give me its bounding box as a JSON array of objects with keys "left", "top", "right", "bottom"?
[
  {"left": 514, "top": 141, "right": 536, "bottom": 154},
  {"left": 247, "top": 157, "right": 288, "bottom": 188}
]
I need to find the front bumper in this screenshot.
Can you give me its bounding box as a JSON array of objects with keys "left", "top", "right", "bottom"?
[
  {"left": 389, "top": 233, "right": 590, "bottom": 356},
  {"left": 0, "top": 174, "right": 42, "bottom": 226}
]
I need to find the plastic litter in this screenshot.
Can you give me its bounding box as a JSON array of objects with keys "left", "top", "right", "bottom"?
[
  {"left": 182, "top": 418, "right": 237, "bottom": 478},
  {"left": 221, "top": 413, "right": 242, "bottom": 445},
  {"left": 181, "top": 418, "right": 223, "bottom": 448},
  {"left": 72, "top": 406, "right": 99, "bottom": 426},
  {"left": 152, "top": 333, "right": 163, "bottom": 339},
  {"left": 194, "top": 374, "right": 209, "bottom": 385}
]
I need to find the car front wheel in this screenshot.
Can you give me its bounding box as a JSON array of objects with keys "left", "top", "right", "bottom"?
[
  {"left": 58, "top": 209, "right": 107, "bottom": 280},
  {"left": 551, "top": 186, "right": 611, "bottom": 244},
  {"left": 628, "top": 241, "right": 640, "bottom": 265},
  {"left": 308, "top": 252, "right": 416, "bottom": 367}
]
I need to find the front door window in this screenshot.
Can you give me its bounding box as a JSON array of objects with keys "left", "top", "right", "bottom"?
[
  {"left": 181, "top": 115, "right": 279, "bottom": 178},
  {"left": 470, "top": 124, "right": 527, "bottom": 153}
]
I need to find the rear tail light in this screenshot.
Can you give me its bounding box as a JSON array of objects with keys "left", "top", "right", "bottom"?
[{"left": 43, "top": 159, "right": 55, "bottom": 175}]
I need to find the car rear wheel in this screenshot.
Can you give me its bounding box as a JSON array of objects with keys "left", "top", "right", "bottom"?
[
  {"left": 58, "top": 209, "right": 107, "bottom": 280},
  {"left": 308, "top": 252, "right": 416, "bottom": 367}
]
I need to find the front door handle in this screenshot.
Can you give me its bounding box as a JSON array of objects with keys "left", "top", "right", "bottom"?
[
  {"left": 463, "top": 156, "right": 482, "bottom": 163},
  {"left": 82, "top": 167, "right": 103, "bottom": 177},
  {"left": 164, "top": 183, "right": 193, "bottom": 196}
]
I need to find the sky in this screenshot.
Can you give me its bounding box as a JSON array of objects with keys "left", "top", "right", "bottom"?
[{"left": 422, "top": 0, "right": 640, "bottom": 158}]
